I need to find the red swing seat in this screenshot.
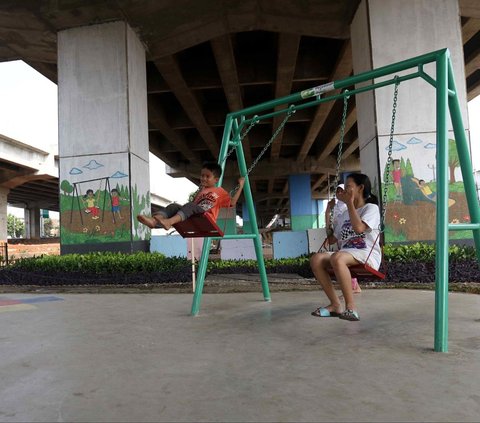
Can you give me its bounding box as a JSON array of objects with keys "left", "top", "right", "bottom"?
[
  {"left": 173, "top": 212, "right": 224, "bottom": 238},
  {"left": 320, "top": 237, "right": 386, "bottom": 281}
]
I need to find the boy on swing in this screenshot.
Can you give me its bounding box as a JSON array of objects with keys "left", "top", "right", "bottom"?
[{"left": 137, "top": 162, "right": 245, "bottom": 230}]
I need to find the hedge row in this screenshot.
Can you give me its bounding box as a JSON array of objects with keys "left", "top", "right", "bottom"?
[{"left": 0, "top": 243, "right": 478, "bottom": 285}]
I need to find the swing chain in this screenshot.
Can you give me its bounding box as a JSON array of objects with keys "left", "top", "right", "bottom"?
[
  {"left": 222, "top": 115, "right": 260, "bottom": 164},
  {"left": 327, "top": 91, "right": 350, "bottom": 234},
  {"left": 229, "top": 106, "right": 296, "bottom": 195},
  {"left": 380, "top": 76, "right": 400, "bottom": 231}
]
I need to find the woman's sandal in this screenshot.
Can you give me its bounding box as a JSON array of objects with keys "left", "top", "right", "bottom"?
[
  {"left": 339, "top": 309, "right": 360, "bottom": 321},
  {"left": 311, "top": 307, "right": 341, "bottom": 318}
]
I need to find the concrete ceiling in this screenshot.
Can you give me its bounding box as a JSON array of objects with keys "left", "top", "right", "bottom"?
[{"left": 1, "top": 0, "right": 479, "bottom": 223}]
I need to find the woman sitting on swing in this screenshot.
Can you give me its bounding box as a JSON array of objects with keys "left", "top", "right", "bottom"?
[{"left": 310, "top": 173, "right": 381, "bottom": 321}]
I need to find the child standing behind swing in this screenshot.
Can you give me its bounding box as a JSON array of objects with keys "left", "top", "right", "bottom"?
[
  {"left": 137, "top": 162, "right": 245, "bottom": 230},
  {"left": 310, "top": 173, "right": 381, "bottom": 321}
]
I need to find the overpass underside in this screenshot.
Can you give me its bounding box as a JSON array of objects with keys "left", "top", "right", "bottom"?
[{"left": 0, "top": 0, "right": 478, "bottom": 246}]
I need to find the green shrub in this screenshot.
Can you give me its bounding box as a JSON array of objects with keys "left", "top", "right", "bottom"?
[
  {"left": 383, "top": 242, "right": 476, "bottom": 262},
  {"left": 3, "top": 243, "right": 477, "bottom": 276},
  {"left": 8, "top": 251, "right": 190, "bottom": 274}
]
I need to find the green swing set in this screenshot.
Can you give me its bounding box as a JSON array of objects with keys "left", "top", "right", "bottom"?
[{"left": 189, "top": 48, "right": 479, "bottom": 354}]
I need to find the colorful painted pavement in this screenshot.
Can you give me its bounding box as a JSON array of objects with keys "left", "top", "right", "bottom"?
[{"left": 0, "top": 296, "right": 63, "bottom": 313}]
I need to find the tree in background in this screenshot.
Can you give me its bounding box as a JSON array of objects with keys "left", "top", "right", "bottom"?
[
  {"left": 448, "top": 139, "right": 460, "bottom": 183},
  {"left": 7, "top": 214, "right": 25, "bottom": 238},
  {"left": 60, "top": 179, "right": 74, "bottom": 196},
  {"left": 43, "top": 218, "right": 53, "bottom": 237}
]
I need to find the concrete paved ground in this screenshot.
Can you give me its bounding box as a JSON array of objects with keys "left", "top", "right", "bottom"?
[{"left": 1, "top": 289, "right": 480, "bottom": 422}]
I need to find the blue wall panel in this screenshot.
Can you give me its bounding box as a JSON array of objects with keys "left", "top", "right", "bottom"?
[
  {"left": 150, "top": 235, "right": 187, "bottom": 257},
  {"left": 273, "top": 230, "right": 309, "bottom": 259},
  {"left": 289, "top": 174, "right": 312, "bottom": 215}
]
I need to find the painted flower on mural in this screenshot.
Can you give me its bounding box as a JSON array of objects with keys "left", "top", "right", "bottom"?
[
  {"left": 463, "top": 215, "right": 470, "bottom": 222},
  {"left": 399, "top": 218, "right": 406, "bottom": 225},
  {"left": 393, "top": 213, "right": 399, "bottom": 221},
  {"left": 95, "top": 225, "right": 101, "bottom": 232},
  {"left": 82, "top": 227, "right": 88, "bottom": 233},
  {"left": 450, "top": 218, "right": 460, "bottom": 224}
]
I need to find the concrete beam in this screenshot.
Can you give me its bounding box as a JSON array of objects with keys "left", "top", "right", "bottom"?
[
  {"left": 154, "top": 55, "right": 219, "bottom": 157},
  {"left": 462, "top": 18, "right": 480, "bottom": 44},
  {"left": 270, "top": 33, "right": 301, "bottom": 160},
  {"left": 165, "top": 155, "right": 359, "bottom": 181},
  {"left": 316, "top": 107, "right": 357, "bottom": 161},
  {"left": 460, "top": 0, "right": 480, "bottom": 19},
  {"left": 210, "top": 34, "right": 252, "bottom": 164},
  {"left": 296, "top": 40, "right": 353, "bottom": 162},
  {"left": 311, "top": 174, "right": 328, "bottom": 192},
  {"left": 0, "top": 134, "right": 47, "bottom": 173},
  {"left": 147, "top": 97, "right": 200, "bottom": 165},
  {"left": 465, "top": 47, "right": 480, "bottom": 78}
]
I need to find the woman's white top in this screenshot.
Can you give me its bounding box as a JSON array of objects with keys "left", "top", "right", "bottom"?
[{"left": 333, "top": 203, "right": 382, "bottom": 270}]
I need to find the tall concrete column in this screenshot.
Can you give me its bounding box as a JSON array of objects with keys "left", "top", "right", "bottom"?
[
  {"left": 0, "top": 187, "right": 9, "bottom": 241},
  {"left": 350, "top": 0, "right": 469, "bottom": 242},
  {"left": 25, "top": 207, "right": 41, "bottom": 239},
  {"left": 288, "top": 174, "right": 317, "bottom": 230},
  {"left": 58, "top": 21, "right": 150, "bottom": 253},
  {"left": 315, "top": 199, "right": 326, "bottom": 228},
  {"left": 241, "top": 202, "right": 252, "bottom": 233}
]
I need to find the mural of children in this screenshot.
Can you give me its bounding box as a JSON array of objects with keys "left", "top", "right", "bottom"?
[
  {"left": 392, "top": 159, "right": 402, "bottom": 200},
  {"left": 83, "top": 189, "right": 100, "bottom": 219},
  {"left": 416, "top": 179, "right": 436, "bottom": 201},
  {"left": 412, "top": 177, "right": 456, "bottom": 207},
  {"left": 110, "top": 188, "right": 124, "bottom": 220}
]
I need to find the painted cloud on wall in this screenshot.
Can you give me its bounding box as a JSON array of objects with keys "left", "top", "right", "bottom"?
[
  {"left": 69, "top": 167, "right": 83, "bottom": 175},
  {"left": 83, "top": 160, "right": 104, "bottom": 170},
  {"left": 389, "top": 141, "right": 407, "bottom": 151}
]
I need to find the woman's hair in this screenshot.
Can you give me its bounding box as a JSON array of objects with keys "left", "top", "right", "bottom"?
[
  {"left": 346, "top": 173, "right": 378, "bottom": 205},
  {"left": 84, "top": 189, "right": 94, "bottom": 198}
]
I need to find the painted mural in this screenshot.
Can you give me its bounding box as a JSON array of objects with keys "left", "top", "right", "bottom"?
[
  {"left": 380, "top": 134, "right": 472, "bottom": 242},
  {"left": 59, "top": 153, "right": 150, "bottom": 245}
]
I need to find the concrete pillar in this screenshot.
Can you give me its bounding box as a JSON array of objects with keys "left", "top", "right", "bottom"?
[
  {"left": 241, "top": 202, "right": 252, "bottom": 233},
  {"left": 288, "top": 174, "right": 317, "bottom": 230},
  {"left": 58, "top": 21, "right": 150, "bottom": 253},
  {"left": 316, "top": 199, "right": 326, "bottom": 228},
  {"left": 25, "top": 207, "right": 41, "bottom": 239},
  {"left": 350, "top": 0, "right": 469, "bottom": 242},
  {"left": 0, "top": 187, "right": 8, "bottom": 241}
]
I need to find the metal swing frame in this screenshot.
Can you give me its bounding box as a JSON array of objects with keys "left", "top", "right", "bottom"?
[{"left": 191, "top": 49, "right": 480, "bottom": 355}]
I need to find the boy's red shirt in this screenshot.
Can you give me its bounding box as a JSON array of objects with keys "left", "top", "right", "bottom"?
[{"left": 194, "top": 186, "right": 231, "bottom": 221}]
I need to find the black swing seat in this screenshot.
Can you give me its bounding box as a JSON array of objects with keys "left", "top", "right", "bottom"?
[{"left": 173, "top": 213, "right": 224, "bottom": 238}]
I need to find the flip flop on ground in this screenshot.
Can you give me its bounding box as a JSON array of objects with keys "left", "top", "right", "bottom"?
[
  {"left": 339, "top": 309, "right": 360, "bottom": 321},
  {"left": 311, "top": 307, "right": 341, "bottom": 317}
]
